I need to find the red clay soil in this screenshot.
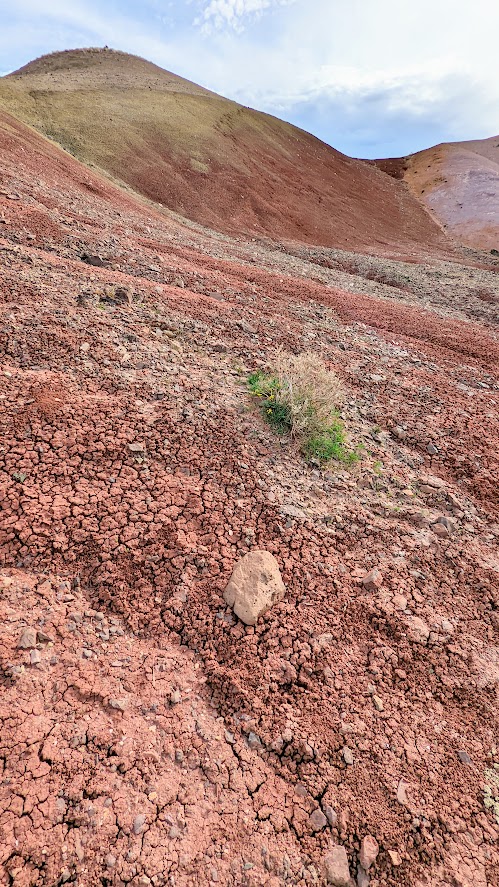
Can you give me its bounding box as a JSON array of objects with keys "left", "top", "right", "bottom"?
[{"left": 0, "top": 110, "right": 498, "bottom": 887}]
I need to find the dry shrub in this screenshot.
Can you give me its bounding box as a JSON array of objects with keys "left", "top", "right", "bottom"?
[
  {"left": 273, "top": 350, "right": 344, "bottom": 438},
  {"left": 247, "top": 351, "right": 357, "bottom": 464}
]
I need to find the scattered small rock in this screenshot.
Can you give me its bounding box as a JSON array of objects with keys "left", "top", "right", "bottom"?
[
  {"left": 357, "top": 868, "right": 370, "bottom": 887},
  {"left": 372, "top": 695, "right": 384, "bottom": 712},
  {"left": 405, "top": 615, "right": 430, "bottom": 644},
  {"left": 392, "top": 594, "right": 407, "bottom": 611},
  {"left": 324, "top": 806, "right": 338, "bottom": 827},
  {"left": 29, "top": 649, "right": 42, "bottom": 665},
  {"left": 387, "top": 850, "right": 402, "bottom": 866}
]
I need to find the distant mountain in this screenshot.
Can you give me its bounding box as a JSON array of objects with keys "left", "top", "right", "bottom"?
[
  {"left": 0, "top": 47, "right": 452, "bottom": 257},
  {"left": 371, "top": 136, "right": 499, "bottom": 251}
]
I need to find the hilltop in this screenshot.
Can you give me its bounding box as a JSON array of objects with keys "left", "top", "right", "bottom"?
[
  {"left": 0, "top": 47, "right": 452, "bottom": 257},
  {"left": 372, "top": 136, "right": 499, "bottom": 251}
]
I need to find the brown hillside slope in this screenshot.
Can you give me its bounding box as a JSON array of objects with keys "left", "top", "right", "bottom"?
[
  {"left": 0, "top": 47, "right": 453, "bottom": 257},
  {"left": 372, "top": 136, "right": 499, "bottom": 251}
]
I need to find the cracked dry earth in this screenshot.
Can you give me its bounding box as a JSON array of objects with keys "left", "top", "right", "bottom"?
[{"left": 1, "top": 113, "right": 499, "bottom": 887}]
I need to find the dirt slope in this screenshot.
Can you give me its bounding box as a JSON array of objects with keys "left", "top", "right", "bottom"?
[
  {"left": 1, "top": 105, "right": 499, "bottom": 887},
  {"left": 0, "top": 47, "right": 453, "bottom": 257},
  {"left": 372, "top": 137, "right": 499, "bottom": 251}
]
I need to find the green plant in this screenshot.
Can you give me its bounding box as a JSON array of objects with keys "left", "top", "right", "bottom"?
[
  {"left": 303, "top": 422, "right": 359, "bottom": 465},
  {"left": 247, "top": 352, "right": 358, "bottom": 466}
]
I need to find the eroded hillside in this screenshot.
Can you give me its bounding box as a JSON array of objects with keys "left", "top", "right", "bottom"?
[
  {"left": 0, "top": 47, "right": 454, "bottom": 257},
  {"left": 371, "top": 136, "right": 499, "bottom": 251}
]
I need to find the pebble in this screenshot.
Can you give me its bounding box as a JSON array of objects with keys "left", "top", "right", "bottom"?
[
  {"left": 342, "top": 746, "right": 354, "bottom": 765},
  {"left": 362, "top": 569, "right": 383, "bottom": 592},
  {"left": 133, "top": 813, "right": 146, "bottom": 835},
  {"left": 109, "top": 698, "right": 128, "bottom": 711},
  {"left": 18, "top": 627, "right": 37, "bottom": 649},
  {"left": 458, "top": 750, "right": 472, "bottom": 764},
  {"left": 309, "top": 808, "right": 327, "bottom": 832},
  {"left": 29, "top": 649, "right": 41, "bottom": 665},
  {"left": 324, "top": 806, "right": 338, "bottom": 827},
  {"left": 105, "top": 854, "right": 116, "bottom": 868},
  {"left": 323, "top": 845, "right": 351, "bottom": 886},
  {"left": 170, "top": 689, "right": 181, "bottom": 705},
  {"left": 359, "top": 835, "right": 379, "bottom": 870},
  {"left": 372, "top": 695, "right": 384, "bottom": 712},
  {"left": 247, "top": 731, "right": 261, "bottom": 749}
]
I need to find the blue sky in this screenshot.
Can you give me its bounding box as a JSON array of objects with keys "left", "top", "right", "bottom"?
[{"left": 0, "top": 0, "right": 497, "bottom": 158}]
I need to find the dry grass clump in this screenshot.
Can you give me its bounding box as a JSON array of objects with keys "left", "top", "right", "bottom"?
[
  {"left": 248, "top": 351, "right": 358, "bottom": 465},
  {"left": 273, "top": 350, "right": 344, "bottom": 438}
]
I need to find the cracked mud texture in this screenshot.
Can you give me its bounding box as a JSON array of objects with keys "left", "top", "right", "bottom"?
[{"left": 0, "top": 105, "right": 498, "bottom": 886}]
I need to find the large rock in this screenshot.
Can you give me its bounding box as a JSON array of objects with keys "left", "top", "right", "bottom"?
[
  {"left": 223, "top": 551, "right": 285, "bottom": 625},
  {"left": 323, "top": 845, "right": 351, "bottom": 886}
]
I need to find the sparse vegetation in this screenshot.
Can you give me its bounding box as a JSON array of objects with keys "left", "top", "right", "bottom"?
[{"left": 248, "top": 351, "right": 359, "bottom": 465}]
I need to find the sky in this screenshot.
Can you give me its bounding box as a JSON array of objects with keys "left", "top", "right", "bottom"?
[{"left": 0, "top": 0, "right": 497, "bottom": 158}]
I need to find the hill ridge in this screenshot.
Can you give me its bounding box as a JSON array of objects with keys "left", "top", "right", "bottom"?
[{"left": 0, "top": 47, "right": 452, "bottom": 256}]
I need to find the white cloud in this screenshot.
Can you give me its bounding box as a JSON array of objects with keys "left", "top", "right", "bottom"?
[
  {"left": 1, "top": 0, "right": 498, "bottom": 156},
  {"left": 196, "top": 0, "right": 295, "bottom": 33}
]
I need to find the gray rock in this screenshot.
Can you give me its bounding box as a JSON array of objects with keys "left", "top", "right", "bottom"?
[
  {"left": 362, "top": 569, "right": 383, "bottom": 591},
  {"left": 223, "top": 550, "right": 285, "bottom": 625},
  {"left": 323, "top": 846, "right": 351, "bottom": 886},
  {"left": 133, "top": 813, "right": 146, "bottom": 835},
  {"left": 359, "top": 835, "right": 379, "bottom": 870},
  {"left": 342, "top": 747, "right": 354, "bottom": 765},
  {"left": 357, "top": 868, "right": 370, "bottom": 887},
  {"left": 309, "top": 808, "right": 328, "bottom": 832},
  {"left": 81, "top": 253, "right": 104, "bottom": 267},
  {"left": 324, "top": 805, "right": 338, "bottom": 827},
  {"left": 18, "top": 627, "right": 37, "bottom": 649},
  {"left": 29, "top": 649, "right": 42, "bottom": 665},
  {"left": 109, "top": 698, "right": 128, "bottom": 712}
]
